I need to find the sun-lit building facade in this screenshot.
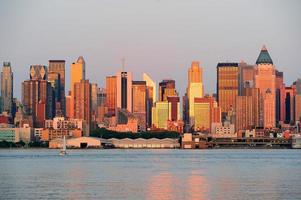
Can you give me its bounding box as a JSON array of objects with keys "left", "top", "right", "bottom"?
[
  {"left": 216, "top": 63, "right": 239, "bottom": 115},
  {"left": 255, "top": 46, "right": 276, "bottom": 128},
  {"left": 143, "top": 73, "right": 156, "bottom": 128},
  {"left": 70, "top": 56, "right": 85, "bottom": 118},
  {"left": 106, "top": 76, "right": 117, "bottom": 115}
]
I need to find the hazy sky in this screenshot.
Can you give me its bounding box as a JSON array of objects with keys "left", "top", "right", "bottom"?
[{"left": 0, "top": 0, "right": 301, "bottom": 99}]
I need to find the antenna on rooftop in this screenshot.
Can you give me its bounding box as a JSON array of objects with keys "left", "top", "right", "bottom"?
[{"left": 121, "top": 57, "right": 125, "bottom": 72}]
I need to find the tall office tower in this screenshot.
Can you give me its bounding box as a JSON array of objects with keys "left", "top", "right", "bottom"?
[
  {"left": 235, "top": 95, "right": 253, "bottom": 131},
  {"left": 96, "top": 88, "right": 107, "bottom": 123},
  {"left": 47, "top": 72, "right": 60, "bottom": 115},
  {"left": 284, "top": 87, "right": 295, "bottom": 123},
  {"left": 48, "top": 60, "right": 65, "bottom": 115},
  {"left": 91, "top": 83, "right": 98, "bottom": 116},
  {"left": 263, "top": 89, "right": 275, "bottom": 128},
  {"left": 1, "top": 62, "right": 13, "bottom": 114},
  {"left": 159, "top": 79, "right": 177, "bottom": 101},
  {"left": 245, "top": 87, "right": 260, "bottom": 127},
  {"left": 74, "top": 80, "right": 91, "bottom": 135},
  {"left": 132, "top": 81, "right": 147, "bottom": 131},
  {"left": 275, "top": 70, "right": 285, "bottom": 123},
  {"left": 238, "top": 61, "right": 255, "bottom": 95},
  {"left": 143, "top": 73, "right": 156, "bottom": 128},
  {"left": 30, "top": 65, "right": 47, "bottom": 80},
  {"left": 182, "top": 95, "right": 189, "bottom": 131},
  {"left": 152, "top": 101, "right": 169, "bottom": 129},
  {"left": 295, "top": 79, "right": 301, "bottom": 122},
  {"left": 91, "top": 83, "right": 98, "bottom": 129},
  {"left": 65, "top": 94, "right": 71, "bottom": 118},
  {"left": 22, "top": 79, "right": 53, "bottom": 127},
  {"left": 216, "top": 63, "right": 239, "bottom": 118},
  {"left": 193, "top": 96, "right": 221, "bottom": 132},
  {"left": 105, "top": 76, "right": 117, "bottom": 115},
  {"left": 167, "top": 96, "right": 180, "bottom": 121},
  {"left": 187, "top": 61, "right": 204, "bottom": 127},
  {"left": 70, "top": 56, "right": 85, "bottom": 118},
  {"left": 188, "top": 61, "right": 202, "bottom": 83},
  {"left": 116, "top": 71, "right": 132, "bottom": 112},
  {"left": 255, "top": 46, "right": 276, "bottom": 128}
]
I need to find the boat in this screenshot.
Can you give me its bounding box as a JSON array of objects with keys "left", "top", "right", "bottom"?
[{"left": 60, "top": 136, "right": 67, "bottom": 156}]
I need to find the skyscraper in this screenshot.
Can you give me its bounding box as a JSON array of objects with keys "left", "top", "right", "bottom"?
[
  {"left": 96, "top": 88, "right": 107, "bottom": 123},
  {"left": 116, "top": 71, "right": 132, "bottom": 112},
  {"left": 106, "top": 76, "right": 117, "bottom": 115},
  {"left": 1, "top": 62, "right": 13, "bottom": 113},
  {"left": 295, "top": 79, "right": 301, "bottom": 122},
  {"left": 187, "top": 61, "right": 204, "bottom": 128},
  {"left": 132, "top": 81, "right": 147, "bottom": 131},
  {"left": 255, "top": 46, "right": 276, "bottom": 128},
  {"left": 167, "top": 96, "right": 180, "bottom": 121},
  {"left": 194, "top": 96, "right": 220, "bottom": 132},
  {"left": 143, "top": 73, "right": 156, "bottom": 128},
  {"left": 70, "top": 56, "right": 85, "bottom": 118},
  {"left": 235, "top": 96, "right": 253, "bottom": 131},
  {"left": 74, "top": 79, "right": 91, "bottom": 135},
  {"left": 22, "top": 79, "right": 53, "bottom": 127},
  {"left": 152, "top": 101, "right": 169, "bottom": 129},
  {"left": 284, "top": 87, "right": 295, "bottom": 123},
  {"left": 188, "top": 61, "right": 202, "bottom": 83},
  {"left": 275, "top": 70, "right": 285, "bottom": 123},
  {"left": 91, "top": 83, "right": 98, "bottom": 116},
  {"left": 30, "top": 65, "right": 47, "bottom": 80},
  {"left": 216, "top": 63, "right": 239, "bottom": 117},
  {"left": 48, "top": 60, "right": 65, "bottom": 115},
  {"left": 238, "top": 61, "right": 255, "bottom": 95},
  {"left": 47, "top": 72, "right": 60, "bottom": 115},
  {"left": 159, "top": 79, "right": 177, "bottom": 101}
]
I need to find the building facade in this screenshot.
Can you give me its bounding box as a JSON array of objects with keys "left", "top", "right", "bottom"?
[
  {"left": 48, "top": 60, "right": 65, "bottom": 115},
  {"left": 216, "top": 63, "right": 239, "bottom": 117},
  {"left": 116, "top": 71, "right": 132, "bottom": 112},
  {"left": 1, "top": 62, "right": 13, "bottom": 114}
]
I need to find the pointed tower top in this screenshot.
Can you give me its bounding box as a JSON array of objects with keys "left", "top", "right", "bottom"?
[
  {"left": 256, "top": 45, "right": 273, "bottom": 65},
  {"left": 77, "top": 56, "right": 85, "bottom": 64}
]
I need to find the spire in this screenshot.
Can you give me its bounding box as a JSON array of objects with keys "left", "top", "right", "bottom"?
[
  {"left": 256, "top": 45, "right": 273, "bottom": 65},
  {"left": 77, "top": 56, "right": 85, "bottom": 64}
]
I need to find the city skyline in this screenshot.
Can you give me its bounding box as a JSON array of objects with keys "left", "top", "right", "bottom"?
[{"left": 0, "top": 0, "right": 301, "bottom": 98}]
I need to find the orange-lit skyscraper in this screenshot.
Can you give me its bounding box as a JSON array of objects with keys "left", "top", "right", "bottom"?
[
  {"left": 116, "top": 71, "right": 132, "bottom": 112},
  {"left": 143, "top": 73, "right": 156, "bottom": 128},
  {"left": 69, "top": 56, "right": 85, "bottom": 118},
  {"left": 238, "top": 61, "right": 255, "bottom": 95},
  {"left": 235, "top": 95, "right": 253, "bottom": 131},
  {"left": 187, "top": 61, "right": 204, "bottom": 128},
  {"left": 106, "top": 76, "right": 117, "bottom": 115},
  {"left": 132, "top": 81, "right": 147, "bottom": 131},
  {"left": 74, "top": 79, "right": 91, "bottom": 135},
  {"left": 159, "top": 79, "right": 177, "bottom": 102},
  {"left": 295, "top": 79, "right": 301, "bottom": 122},
  {"left": 188, "top": 61, "right": 202, "bottom": 83},
  {"left": 255, "top": 46, "right": 276, "bottom": 128},
  {"left": 216, "top": 63, "right": 239, "bottom": 116}
]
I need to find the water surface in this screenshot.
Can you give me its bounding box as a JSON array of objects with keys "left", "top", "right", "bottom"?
[{"left": 0, "top": 149, "right": 300, "bottom": 200}]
